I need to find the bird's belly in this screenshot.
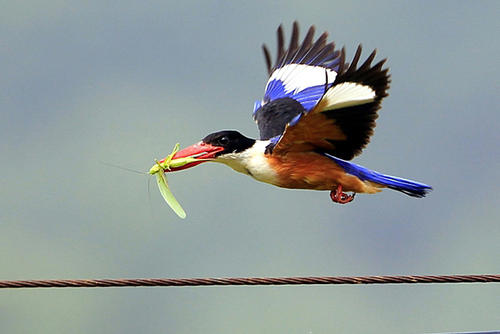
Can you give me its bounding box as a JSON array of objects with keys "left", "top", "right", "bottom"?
[
  {"left": 224, "top": 151, "right": 372, "bottom": 193},
  {"left": 267, "top": 153, "right": 361, "bottom": 191}
]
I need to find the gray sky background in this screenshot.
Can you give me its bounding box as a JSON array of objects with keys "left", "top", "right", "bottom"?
[{"left": 1, "top": 1, "right": 499, "bottom": 333}]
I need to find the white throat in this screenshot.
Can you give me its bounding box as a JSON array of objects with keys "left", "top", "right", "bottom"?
[{"left": 214, "top": 140, "right": 278, "bottom": 185}]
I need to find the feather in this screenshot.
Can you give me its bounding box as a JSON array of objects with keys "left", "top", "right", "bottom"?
[{"left": 324, "top": 153, "right": 432, "bottom": 197}]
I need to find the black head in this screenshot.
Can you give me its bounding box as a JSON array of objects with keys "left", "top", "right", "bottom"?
[{"left": 202, "top": 130, "right": 256, "bottom": 156}]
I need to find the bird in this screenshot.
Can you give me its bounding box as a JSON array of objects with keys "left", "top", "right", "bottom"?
[{"left": 163, "top": 22, "right": 432, "bottom": 204}]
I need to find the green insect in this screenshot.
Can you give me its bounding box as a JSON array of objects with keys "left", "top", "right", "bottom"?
[{"left": 149, "top": 143, "right": 201, "bottom": 219}]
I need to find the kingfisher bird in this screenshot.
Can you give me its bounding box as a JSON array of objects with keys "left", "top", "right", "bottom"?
[{"left": 163, "top": 22, "right": 432, "bottom": 204}]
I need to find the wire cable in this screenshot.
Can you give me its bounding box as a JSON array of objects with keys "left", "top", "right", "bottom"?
[{"left": 1, "top": 274, "right": 498, "bottom": 289}]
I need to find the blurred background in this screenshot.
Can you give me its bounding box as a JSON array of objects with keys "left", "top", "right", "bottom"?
[{"left": 1, "top": 1, "right": 499, "bottom": 333}]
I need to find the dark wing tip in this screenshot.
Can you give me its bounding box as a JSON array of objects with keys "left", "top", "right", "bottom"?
[
  {"left": 334, "top": 44, "right": 391, "bottom": 99},
  {"left": 276, "top": 25, "right": 285, "bottom": 66},
  {"left": 262, "top": 44, "right": 272, "bottom": 75},
  {"left": 264, "top": 22, "right": 342, "bottom": 74},
  {"left": 321, "top": 45, "right": 391, "bottom": 160}
]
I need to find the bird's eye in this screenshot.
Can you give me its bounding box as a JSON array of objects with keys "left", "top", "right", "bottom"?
[{"left": 219, "top": 136, "right": 229, "bottom": 145}]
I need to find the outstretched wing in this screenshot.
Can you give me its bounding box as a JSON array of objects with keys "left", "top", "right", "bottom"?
[
  {"left": 253, "top": 22, "right": 344, "bottom": 140},
  {"left": 269, "top": 45, "right": 390, "bottom": 160}
]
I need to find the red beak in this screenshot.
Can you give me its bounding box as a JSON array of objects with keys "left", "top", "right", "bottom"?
[{"left": 160, "top": 141, "right": 224, "bottom": 172}]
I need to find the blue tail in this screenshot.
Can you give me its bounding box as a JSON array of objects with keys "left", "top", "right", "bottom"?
[{"left": 324, "top": 153, "right": 432, "bottom": 197}]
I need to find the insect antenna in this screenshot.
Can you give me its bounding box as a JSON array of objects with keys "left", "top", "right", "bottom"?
[{"left": 99, "top": 161, "right": 146, "bottom": 175}]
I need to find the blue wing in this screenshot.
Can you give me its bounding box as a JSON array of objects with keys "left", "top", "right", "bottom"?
[
  {"left": 254, "top": 23, "right": 391, "bottom": 161},
  {"left": 253, "top": 22, "right": 345, "bottom": 140},
  {"left": 271, "top": 45, "right": 391, "bottom": 160}
]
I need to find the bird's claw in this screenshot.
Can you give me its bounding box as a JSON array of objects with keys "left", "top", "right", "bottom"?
[{"left": 330, "top": 185, "right": 355, "bottom": 204}]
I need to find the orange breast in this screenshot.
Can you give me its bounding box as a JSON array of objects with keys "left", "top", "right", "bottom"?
[{"left": 268, "top": 152, "right": 373, "bottom": 193}]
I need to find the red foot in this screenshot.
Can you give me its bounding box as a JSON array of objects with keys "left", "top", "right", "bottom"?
[{"left": 330, "top": 185, "right": 356, "bottom": 204}]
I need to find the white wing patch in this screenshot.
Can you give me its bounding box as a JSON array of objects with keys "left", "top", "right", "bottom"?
[
  {"left": 321, "top": 82, "right": 376, "bottom": 110},
  {"left": 266, "top": 64, "right": 337, "bottom": 94}
]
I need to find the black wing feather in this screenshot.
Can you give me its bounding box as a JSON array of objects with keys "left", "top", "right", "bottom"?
[
  {"left": 261, "top": 22, "right": 342, "bottom": 75},
  {"left": 319, "top": 46, "right": 390, "bottom": 159}
]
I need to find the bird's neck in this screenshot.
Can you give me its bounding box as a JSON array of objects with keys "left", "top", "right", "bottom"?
[{"left": 214, "top": 140, "right": 278, "bottom": 184}]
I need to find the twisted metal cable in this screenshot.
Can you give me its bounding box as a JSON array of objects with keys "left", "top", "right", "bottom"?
[{"left": 0, "top": 274, "right": 499, "bottom": 289}]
